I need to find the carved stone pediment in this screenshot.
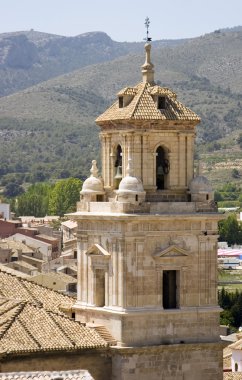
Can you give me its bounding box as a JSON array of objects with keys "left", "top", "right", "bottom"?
[
  {"left": 153, "top": 245, "right": 189, "bottom": 258},
  {"left": 85, "top": 244, "right": 110, "bottom": 258}
]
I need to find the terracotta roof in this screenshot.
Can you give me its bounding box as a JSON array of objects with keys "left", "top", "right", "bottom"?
[
  {"left": 30, "top": 272, "right": 77, "bottom": 284},
  {"left": 0, "top": 298, "right": 108, "bottom": 355},
  {"left": 0, "top": 369, "right": 94, "bottom": 380},
  {"left": 229, "top": 338, "right": 242, "bottom": 350},
  {"left": 10, "top": 260, "right": 38, "bottom": 271},
  {"left": 36, "top": 234, "right": 58, "bottom": 241},
  {"left": 0, "top": 264, "right": 30, "bottom": 279},
  {"left": 117, "top": 87, "right": 138, "bottom": 96},
  {"left": 0, "top": 268, "right": 74, "bottom": 314},
  {"left": 223, "top": 373, "right": 242, "bottom": 380},
  {"left": 96, "top": 82, "right": 200, "bottom": 124},
  {"left": 223, "top": 346, "right": 232, "bottom": 370},
  {"left": 0, "top": 239, "right": 33, "bottom": 255}
]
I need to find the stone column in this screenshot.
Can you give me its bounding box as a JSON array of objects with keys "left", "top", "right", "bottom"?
[
  {"left": 152, "top": 152, "right": 157, "bottom": 188},
  {"left": 179, "top": 134, "right": 186, "bottom": 187},
  {"left": 208, "top": 235, "right": 219, "bottom": 305},
  {"left": 79, "top": 234, "right": 88, "bottom": 305},
  {"left": 100, "top": 134, "right": 106, "bottom": 185},
  {"left": 121, "top": 134, "right": 127, "bottom": 178},
  {"left": 186, "top": 133, "right": 194, "bottom": 186},
  {"left": 118, "top": 240, "right": 124, "bottom": 308},
  {"left": 105, "top": 269, "right": 109, "bottom": 306},
  {"left": 198, "top": 236, "right": 208, "bottom": 306},
  {"left": 77, "top": 238, "right": 82, "bottom": 302},
  {"left": 134, "top": 133, "right": 142, "bottom": 178}
]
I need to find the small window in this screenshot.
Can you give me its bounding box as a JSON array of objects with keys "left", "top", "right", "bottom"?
[
  {"left": 135, "top": 195, "right": 138, "bottom": 201},
  {"left": 235, "top": 363, "right": 238, "bottom": 372},
  {"left": 95, "top": 269, "right": 105, "bottom": 307},
  {"left": 163, "top": 270, "right": 179, "bottom": 309},
  {"left": 119, "top": 96, "right": 124, "bottom": 108},
  {"left": 158, "top": 96, "right": 166, "bottom": 110}
]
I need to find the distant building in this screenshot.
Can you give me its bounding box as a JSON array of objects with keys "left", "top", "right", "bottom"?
[
  {"left": 0, "top": 202, "right": 11, "bottom": 220},
  {"left": 30, "top": 272, "right": 77, "bottom": 294},
  {"left": 7, "top": 233, "right": 52, "bottom": 261}
]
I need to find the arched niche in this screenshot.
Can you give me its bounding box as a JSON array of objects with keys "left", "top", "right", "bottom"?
[{"left": 156, "top": 145, "right": 170, "bottom": 190}]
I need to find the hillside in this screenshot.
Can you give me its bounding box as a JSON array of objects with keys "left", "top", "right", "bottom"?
[
  {"left": 0, "top": 28, "right": 242, "bottom": 188},
  {"left": 0, "top": 30, "right": 186, "bottom": 97}
]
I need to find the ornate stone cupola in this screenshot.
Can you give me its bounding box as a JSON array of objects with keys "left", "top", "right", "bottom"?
[
  {"left": 80, "top": 160, "right": 105, "bottom": 202},
  {"left": 96, "top": 41, "right": 200, "bottom": 202},
  {"left": 116, "top": 156, "right": 146, "bottom": 204}
]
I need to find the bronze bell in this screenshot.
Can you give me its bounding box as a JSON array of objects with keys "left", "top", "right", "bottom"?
[{"left": 114, "top": 165, "right": 122, "bottom": 179}]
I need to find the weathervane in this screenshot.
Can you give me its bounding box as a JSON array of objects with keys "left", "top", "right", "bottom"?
[{"left": 144, "top": 17, "right": 152, "bottom": 42}]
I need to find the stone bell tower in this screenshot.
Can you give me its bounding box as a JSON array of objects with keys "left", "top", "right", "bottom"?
[
  {"left": 97, "top": 42, "right": 198, "bottom": 203},
  {"left": 70, "top": 34, "right": 223, "bottom": 380}
]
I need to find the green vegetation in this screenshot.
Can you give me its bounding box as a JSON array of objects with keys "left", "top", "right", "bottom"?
[
  {"left": 48, "top": 177, "right": 82, "bottom": 216},
  {"left": 12, "top": 178, "right": 82, "bottom": 217},
  {"left": 219, "top": 214, "right": 242, "bottom": 245},
  {"left": 219, "top": 288, "right": 242, "bottom": 328},
  {"left": 215, "top": 182, "right": 242, "bottom": 208}
]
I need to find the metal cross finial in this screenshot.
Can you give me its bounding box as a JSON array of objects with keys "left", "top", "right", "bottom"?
[{"left": 144, "top": 17, "right": 152, "bottom": 42}]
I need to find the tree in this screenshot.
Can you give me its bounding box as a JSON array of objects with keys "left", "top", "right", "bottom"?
[
  {"left": 219, "top": 214, "right": 242, "bottom": 245},
  {"left": 15, "top": 183, "right": 52, "bottom": 217},
  {"left": 48, "top": 178, "right": 82, "bottom": 216},
  {"left": 4, "top": 182, "right": 24, "bottom": 197},
  {"left": 214, "top": 190, "right": 223, "bottom": 202}
]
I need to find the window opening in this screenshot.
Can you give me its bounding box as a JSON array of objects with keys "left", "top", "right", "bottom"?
[
  {"left": 95, "top": 269, "right": 105, "bottom": 307},
  {"left": 163, "top": 270, "right": 179, "bottom": 309},
  {"left": 114, "top": 145, "right": 122, "bottom": 189},
  {"left": 119, "top": 97, "right": 124, "bottom": 108},
  {"left": 158, "top": 96, "right": 166, "bottom": 109},
  {"left": 156, "top": 146, "right": 169, "bottom": 190}
]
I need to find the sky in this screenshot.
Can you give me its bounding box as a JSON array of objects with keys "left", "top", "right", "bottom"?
[{"left": 0, "top": 0, "right": 242, "bottom": 42}]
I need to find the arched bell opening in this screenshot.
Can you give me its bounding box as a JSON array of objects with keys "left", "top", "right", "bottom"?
[
  {"left": 114, "top": 144, "right": 122, "bottom": 189},
  {"left": 156, "top": 146, "right": 170, "bottom": 190}
]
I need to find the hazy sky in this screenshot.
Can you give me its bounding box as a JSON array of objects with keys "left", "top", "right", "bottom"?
[{"left": 0, "top": 0, "right": 242, "bottom": 41}]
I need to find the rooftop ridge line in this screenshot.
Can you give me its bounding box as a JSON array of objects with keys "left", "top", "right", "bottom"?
[
  {"left": 47, "top": 312, "right": 77, "bottom": 347},
  {"left": 0, "top": 302, "right": 25, "bottom": 340}
]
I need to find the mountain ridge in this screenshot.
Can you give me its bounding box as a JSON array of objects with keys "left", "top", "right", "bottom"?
[{"left": 0, "top": 27, "right": 241, "bottom": 188}]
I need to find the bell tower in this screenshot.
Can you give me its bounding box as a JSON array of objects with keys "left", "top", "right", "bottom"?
[{"left": 70, "top": 19, "right": 223, "bottom": 380}]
